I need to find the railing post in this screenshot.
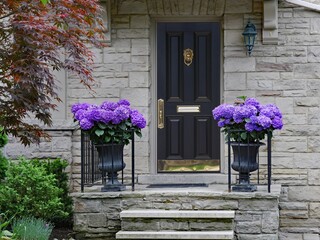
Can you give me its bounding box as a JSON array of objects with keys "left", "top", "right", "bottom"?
[
  {"left": 111, "top": 141, "right": 114, "bottom": 184},
  {"left": 91, "top": 139, "right": 95, "bottom": 184},
  {"left": 81, "top": 131, "right": 84, "bottom": 193},
  {"left": 268, "top": 131, "right": 272, "bottom": 193},
  {"left": 228, "top": 129, "right": 231, "bottom": 192},
  {"left": 131, "top": 129, "right": 135, "bottom": 191}
]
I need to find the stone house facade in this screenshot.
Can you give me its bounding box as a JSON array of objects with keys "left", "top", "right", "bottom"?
[{"left": 6, "top": 0, "right": 320, "bottom": 239}]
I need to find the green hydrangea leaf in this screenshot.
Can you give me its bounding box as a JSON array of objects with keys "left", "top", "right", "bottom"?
[
  {"left": 240, "top": 132, "right": 247, "bottom": 140},
  {"left": 40, "top": 0, "right": 49, "bottom": 5},
  {"left": 98, "top": 123, "right": 107, "bottom": 129},
  {"left": 135, "top": 131, "right": 142, "bottom": 138},
  {"left": 95, "top": 129, "right": 104, "bottom": 137}
]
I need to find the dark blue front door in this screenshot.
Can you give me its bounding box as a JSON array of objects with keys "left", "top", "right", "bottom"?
[{"left": 157, "top": 22, "right": 221, "bottom": 173}]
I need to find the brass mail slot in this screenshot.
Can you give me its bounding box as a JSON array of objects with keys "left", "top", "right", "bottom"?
[{"left": 177, "top": 105, "right": 201, "bottom": 113}]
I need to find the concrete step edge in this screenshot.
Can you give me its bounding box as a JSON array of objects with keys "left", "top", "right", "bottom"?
[
  {"left": 120, "top": 210, "right": 235, "bottom": 219},
  {"left": 116, "top": 230, "right": 234, "bottom": 239}
]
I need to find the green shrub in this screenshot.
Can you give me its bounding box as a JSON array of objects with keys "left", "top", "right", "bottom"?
[
  {"left": 31, "top": 159, "right": 73, "bottom": 225},
  {"left": 0, "top": 213, "right": 13, "bottom": 240},
  {"left": 12, "top": 217, "right": 53, "bottom": 240},
  {"left": 0, "top": 127, "right": 8, "bottom": 148},
  {"left": 0, "top": 153, "right": 8, "bottom": 181},
  {"left": 0, "top": 159, "right": 68, "bottom": 221},
  {"left": 0, "top": 127, "right": 9, "bottom": 181}
]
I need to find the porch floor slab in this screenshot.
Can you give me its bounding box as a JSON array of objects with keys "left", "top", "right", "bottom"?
[{"left": 78, "top": 183, "right": 281, "bottom": 197}]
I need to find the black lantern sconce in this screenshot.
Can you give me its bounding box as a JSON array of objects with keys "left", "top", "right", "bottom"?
[{"left": 242, "top": 20, "right": 257, "bottom": 56}]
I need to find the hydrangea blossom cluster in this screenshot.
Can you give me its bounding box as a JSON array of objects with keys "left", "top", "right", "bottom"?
[
  {"left": 71, "top": 99, "right": 146, "bottom": 145},
  {"left": 212, "top": 97, "right": 283, "bottom": 142}
]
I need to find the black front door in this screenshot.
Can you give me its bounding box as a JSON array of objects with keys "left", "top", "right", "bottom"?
[{"left": 157, "top": 22, "right": 221, "bottom": 173}]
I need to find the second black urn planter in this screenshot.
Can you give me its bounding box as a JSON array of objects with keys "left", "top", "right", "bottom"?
[{"left": 231, "top": 142, "right": 263, "bottom": 192}]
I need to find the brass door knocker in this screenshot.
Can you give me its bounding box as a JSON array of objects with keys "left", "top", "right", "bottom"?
[{"left": 183, "top": 48, "right": 194, "bottom": 66}]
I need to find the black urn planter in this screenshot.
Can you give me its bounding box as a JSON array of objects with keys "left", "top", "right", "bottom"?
[
  {"left": 231, "top": 142, "right": 263, "bottom": 192},
  {"left": 96, "top": 144, "right": 126, "bottom": 192}
]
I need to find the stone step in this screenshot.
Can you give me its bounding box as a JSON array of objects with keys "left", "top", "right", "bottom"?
[
  {"left": 120, "top": 210, "right": 235, "bottom": 232},
  {"left": 116, "top": 230, "right": 234, "bottom": 239},
  {"left": 120, "top": 210, "right": 235, "bottom": 219}
]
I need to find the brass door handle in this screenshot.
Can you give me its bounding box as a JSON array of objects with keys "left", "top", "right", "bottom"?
[{"left": 158, "top": 99, "right": 164, "bottom": 129}]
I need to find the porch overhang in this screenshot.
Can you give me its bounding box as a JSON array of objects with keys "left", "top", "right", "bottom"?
[{"left": 286, "top": 0, "right": 320, "bottom": 11}]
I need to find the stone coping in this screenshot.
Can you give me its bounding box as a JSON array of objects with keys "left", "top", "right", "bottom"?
[{"left": 71, "top": 184, "right": 281, "bottom": 200}]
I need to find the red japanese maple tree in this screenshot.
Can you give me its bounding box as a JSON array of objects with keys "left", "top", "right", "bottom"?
[{"left": 0, "top": 0, "right": 105, "bottom": 145}]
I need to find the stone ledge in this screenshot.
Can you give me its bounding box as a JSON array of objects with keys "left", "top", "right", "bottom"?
[
  {"left": 120, "top": 210, "right": 235, "bottom": 219},
  {"left": 115, "top": 230, "right": 234, "bottom": 239},
  {"left": 71, "top": 184, "right": 282, "bottom": 200}
]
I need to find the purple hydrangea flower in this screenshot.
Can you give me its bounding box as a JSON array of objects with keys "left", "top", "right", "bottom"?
[
  {"left": 257, "top": 115, "right": 272, "bottom": 129},
  {"left": 71, "top": 100, "right": 146, "bottom": 144},
  {"left": 212, "top": 97, "right": 283, "bottom": 142},
  {"left": 112, "top": 105, "right": 131, "bottom": 124},
  {"left": 131, "top": 110, "right": 146, "bottom": 129},
  {"left": 71, "top": 103, "right": 90, "bottom": 114},
  {"left": 100, "top": 110, "right": 114, "bottom": 124},
  {"left": 260, "top": 104, "right": 282, "bottom": 119},
  {"left": 74, "top": 109, "right": 87, "bottom": 121},
  {"left": 79, "top": 118, "right": 94, "bottom": 130},
  {"left": 245, "top": 98, "right": 261, "bottom": 110},
  {"left": 218, "top": 119, "right": 231, "bottom": 128},
  {"left": 233, "top": 105, "right": 257, "bottom": 123},
  {"left": 272, "top": 116, "right": 283, "bottom": 129},
  {"left": 212, "top": 104, "right": 235, "bottom": 121},
  {"left": 101, "top": 101, "right": 119, "bottom": 111},
  {"left": 245, "top": 122, "right": 256, "bottom": 132},
  {"left": 118, "top": 99, "right": 130, "bottom": 106},
  {"left": 84, "top": 108, "right": 100, "bottom": 122},
  {"left": 245, "top": 116, "right": 263, "bottom": 132},
  {"left": 249, "top": 115, "right": 258, "bottom": 124}
]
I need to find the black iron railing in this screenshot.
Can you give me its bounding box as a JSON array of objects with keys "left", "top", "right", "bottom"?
[
  {"left": 227, "top": 130, "right": 272, "bottom": 193},
  {"left": 80, "top": 130, "right": 135, "bottom": 192}
]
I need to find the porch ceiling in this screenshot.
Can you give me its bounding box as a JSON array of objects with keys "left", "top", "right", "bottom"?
[{"left": 122, "top": 0, "right": 226, "bottom": 17}]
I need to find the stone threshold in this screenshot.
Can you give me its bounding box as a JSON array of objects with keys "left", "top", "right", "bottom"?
[{"left": 138, "top": 173, "right": 234, "bottom": 185}]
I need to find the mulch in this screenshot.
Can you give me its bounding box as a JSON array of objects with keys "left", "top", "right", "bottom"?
[{"left": 49, "top": 227, "right": 75, "bottom": 240}]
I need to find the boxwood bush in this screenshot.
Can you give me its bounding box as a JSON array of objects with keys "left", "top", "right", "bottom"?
[
  {"left": 0, "top": 159, "right": 69, "bottom": 222},
  {"left": 32, "top": 158, "right": 73, "bottom": 226}
]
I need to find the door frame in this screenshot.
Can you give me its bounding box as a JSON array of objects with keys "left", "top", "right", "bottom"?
[{"left": 150, "top": 17, "right": 224, "bottom": 175}]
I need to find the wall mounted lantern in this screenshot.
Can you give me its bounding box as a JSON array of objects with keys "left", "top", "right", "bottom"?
[{"left": 242, "top": 20, "right": 257, "bottom": 56}]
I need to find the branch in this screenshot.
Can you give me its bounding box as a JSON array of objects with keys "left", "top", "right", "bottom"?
[{"left": 0, "top": 11, "right": 15, "bottom": 20}]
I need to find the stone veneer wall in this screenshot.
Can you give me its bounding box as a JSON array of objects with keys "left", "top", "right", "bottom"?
[
  {"left": 5, "top": 127, "right": 74, "bottom": 177},
  {"left": 72, "top": 188, "right": 280, "bottom": 240},
  {"left": 224, "top": 1, "right": 320, "bottom": 239},
  {"left": 68, "top": 0, "right": 152, "bottom": 190}
]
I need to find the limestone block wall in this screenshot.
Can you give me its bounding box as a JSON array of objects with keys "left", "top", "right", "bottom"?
[
  {"left": 5, "top": 127, "right": 75, "bottom": 189},
  {"left": 224, "top": 0, "right": 320, "bottom": 239},
  {"left": 67, "top": 1, "right": 152, "bottom": 191},
  {"left": 5, "top": 129, "right": 73, "bottom": 162}
]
